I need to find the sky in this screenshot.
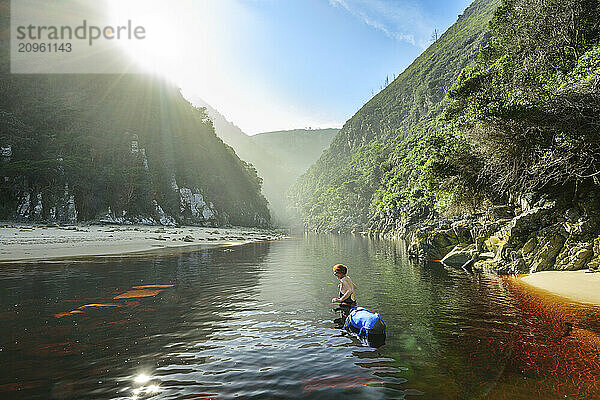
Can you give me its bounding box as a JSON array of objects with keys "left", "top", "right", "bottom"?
[{"left": 110, "top": 0, "right": 473, "bottom": 134}]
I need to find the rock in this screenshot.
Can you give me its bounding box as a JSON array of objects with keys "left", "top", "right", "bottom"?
[
  {"left": 507, "top": 257, "right": 527, "bottom": 274},
  {"left": 153, "top": 200, "right": 176, "bottom": 226},
  {"left": 515, "top": 192, "right": 536, "bottom": 213},
  {"left": 553, "top": 239, "right": 594, "bottom": 271},
  {"left": 441, "top": 243, "right": 476, "bottom": 267},
  {"left": 521, "top": 237, "right": 537, "bottom": 255},
  {"left": 474, "top": 236, "right": 487, "bottom": 252},
  {"left": 484, "top": 234, "right": 509, "bottom": 257},
  {"left": 586, "top": 235, "right": 600, "bottom": 271},
  {"left": 509, "top": 199, "right": 556, "bottom": 238},
  {"left": 486, "top": 205, "right": 515, "bottom": 219},
  {"left": 406, "top": 226, "right": 463, "bottom": 260},
  {"left": 565, "top": 208, "right": 581, "bottom": 222},
  {"left": 183, "top": 235, "right": 194, "bottom": 242},
  {"left": 179, "top": 187, "right": 216, "bottom": 222},
  {"left": 450, "top": 222, "right": 472, "bottom": 243},
  {"left": 527, "top": 225, "right": 567, "bottom": 273}
]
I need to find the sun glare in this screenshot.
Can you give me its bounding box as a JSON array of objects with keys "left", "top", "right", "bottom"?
[
  {"left": 133, "top": 373, "right": 151, "bottom": 384},
  {"left": 107, "top": 0, "right": 197, "bottom": 79},
  {"left": 105, "top": 0, "right": 341, "bottom": 134}
]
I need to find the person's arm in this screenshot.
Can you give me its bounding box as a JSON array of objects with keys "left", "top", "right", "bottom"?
[{"left": 338, "top": 288, "right": 351, "bottom": 302}]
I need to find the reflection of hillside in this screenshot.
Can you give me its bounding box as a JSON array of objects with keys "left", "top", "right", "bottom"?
[{"left": 1, "top": 236, "right": 593, "bottom": 399}]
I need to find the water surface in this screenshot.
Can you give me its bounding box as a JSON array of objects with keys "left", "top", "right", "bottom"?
[{"left": 1, "top": 235, "right": 599, "bottom": 399}]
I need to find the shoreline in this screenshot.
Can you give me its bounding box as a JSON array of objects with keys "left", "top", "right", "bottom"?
[
  {"left": 0, "top": 223, "right": 286, "bottom": 263},
  {"left": 519, "top": 270, "right": 600, "bottom": 306}
]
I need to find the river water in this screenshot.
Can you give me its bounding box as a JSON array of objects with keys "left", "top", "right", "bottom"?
[{"left": 1, "top": 235, "right": 599, "bottom": 399}]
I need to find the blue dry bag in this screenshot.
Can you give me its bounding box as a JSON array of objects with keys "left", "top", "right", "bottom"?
[{"left": 344, "top": 307, "right": 386, "bottom": 337}]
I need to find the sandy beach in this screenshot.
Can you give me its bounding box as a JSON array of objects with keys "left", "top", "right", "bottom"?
[
  {"left": 520, "top": 270, "right": 600, "bottom": 305},
  {"left": 0, "top": 223, "right": 285, "bottom": 262}
]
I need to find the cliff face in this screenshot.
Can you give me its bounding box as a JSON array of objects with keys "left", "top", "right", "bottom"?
[
  {"left": 290, "top": 0, "right": 499, "bottom": 233},
  {"left": 0, "top": 73, "right": 270, "bottom": 227}
]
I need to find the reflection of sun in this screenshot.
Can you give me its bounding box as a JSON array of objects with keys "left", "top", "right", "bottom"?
[
  {"left": 146, "top": 384, "right": 160, "bottom": 394},
  {"left": 134, "top": 373, "right": 151, "bottom": 384},
  {"left": 132, "top": 373, "right": 161, "bottom": 398}
]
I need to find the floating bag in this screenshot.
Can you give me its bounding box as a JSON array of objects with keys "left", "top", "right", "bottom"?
[{"left": 344, "top": 307, "right": 386, "bottom": 337}]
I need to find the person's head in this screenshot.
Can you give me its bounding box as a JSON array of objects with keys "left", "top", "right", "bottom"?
[{"left": 332, "top": 264, "right": 347, "bottom": 278}]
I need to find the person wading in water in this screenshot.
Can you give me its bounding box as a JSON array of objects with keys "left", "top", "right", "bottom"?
[{"left": 331, "top": 264, "right": 357, "bottom": 324}]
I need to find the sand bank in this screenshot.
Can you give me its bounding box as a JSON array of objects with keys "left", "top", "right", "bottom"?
[
  {"left": 0, "top": 224, "right": 285, "bottom": 262},
  {"left": 520, "top": 270, "right": 600, "bottom": 305}
]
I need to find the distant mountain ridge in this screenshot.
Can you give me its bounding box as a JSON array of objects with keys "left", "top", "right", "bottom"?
[{"left": 188, "top": 97, "right": 337, "bottom": 226}]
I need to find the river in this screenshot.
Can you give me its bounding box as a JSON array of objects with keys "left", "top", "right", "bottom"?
[{"left": 1, "top": 235, "right": 599, "bottom": 399}]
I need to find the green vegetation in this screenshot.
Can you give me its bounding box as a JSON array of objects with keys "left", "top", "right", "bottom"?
[
  {"left": 438, "top": 0, "right": 600, "bottom": 202},
  {"left": 0, "top": 55, "right": 269, "bottom": 226},
  {"left": 290, "top": 0, "right": 500, "bottom": 231},
  {"left": 192, "top": 96, "right": 336, "bottom": 227},
  {"left": 291, "top": 0, "right": 600, "bottom": 233}
]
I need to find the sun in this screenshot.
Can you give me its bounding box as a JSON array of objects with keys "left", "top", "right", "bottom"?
[{"left": 107, "top": 0, "right": 190, "bottom": 78}]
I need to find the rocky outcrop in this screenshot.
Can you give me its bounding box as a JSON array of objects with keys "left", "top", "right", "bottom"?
[
  {"left": 389, "top": 187, "right": 600, "bottom": 274},
  {"left": 179, "top": 187, "right": 216, "bottom": 223},
  {"left": 13, "top": 181, "right": 78, "bottom": 224},
  {"left": 441, "top": 243, "right": 477, "bottom": 267},
  {"left": 586, "top": 236, "right": 600, "bottom": 272}
]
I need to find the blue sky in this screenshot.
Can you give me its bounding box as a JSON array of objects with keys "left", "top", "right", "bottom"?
[{"left": 114, "top": 0, "right": 473, "bottom": 134}]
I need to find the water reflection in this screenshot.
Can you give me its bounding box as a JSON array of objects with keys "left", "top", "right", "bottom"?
[{"left": 0, "top": 236, "right": 598, "bottom": 399}]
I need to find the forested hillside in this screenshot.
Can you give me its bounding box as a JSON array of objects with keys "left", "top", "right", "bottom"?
[
  {"left": 290, "top": 0, "right": 499, "bottom": 232},
  {"left": 250, "top": 128, "right": 337, "bottom": 226},
  {"left": 291, "top": 0, "right": 600, "bottom": 274},
  {"left": 0, "top": 24, "right": 270, "bottom": 227}
]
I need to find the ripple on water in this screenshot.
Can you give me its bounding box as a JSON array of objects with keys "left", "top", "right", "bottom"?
[{"left": 1, "top": 237, "right": 599, "bottom": 399}]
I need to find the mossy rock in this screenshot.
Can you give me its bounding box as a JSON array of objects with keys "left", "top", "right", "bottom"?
[
  {"left": 585, "top": 235, "right": 600, "bottom": 271},
  {"left": 528, "top": 225, "right": 567, "bottom": 273},
  {"left": 485, "top": 234, "right": 508, "bottom": 255},
  {"left": 521, "top": 237, "right": 537, "bottom": 255},
  {"left": 554, "top": 240, "right": 593, "bottom": 270},
  {"left": 408, "top": 227, "right": 460, "bottom": 259}
]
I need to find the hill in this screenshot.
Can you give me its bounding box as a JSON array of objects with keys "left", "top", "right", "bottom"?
[
  {"left": 289, "top": 0, "right": 499, "bottom": 232},
  {"left": 189, "top": 97, "right": 337, "bottom": 226},
  {"left": 0, "top": 31, "right": 270, "bottom": 227}
]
